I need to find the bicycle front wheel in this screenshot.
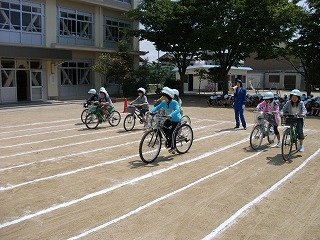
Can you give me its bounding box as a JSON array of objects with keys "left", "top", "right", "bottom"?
[
  {"left": 123, "top": 114, "right": 135, "bottom": 131},
  {"left": 282, "top": 128, "right": 293, "bottom": 161},
  {"left": 181, "top": 115, "right": 191, "bottom": 125},
  {"left": 174, "top": 124, "right": 193, "bottom": 154},
  {"left": 267, "top": 123, "right": 276, "bottom": 144},
  {"left": 85, "top": 113, "right": 100, "bottom": 129},
  {"left": 81, "top": 109, "right": 89, "bottom": 124},
  {"left": 250, "top": 125, "right": 263, "bottom": 150},
  {"left": 139, "top": 130, "right": 162, "bottom": 164},
  {"left": 108, "top": 111, "right": 121, "bottom": 126}
]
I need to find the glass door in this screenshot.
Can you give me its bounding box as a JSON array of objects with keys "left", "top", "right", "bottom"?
[{"left": 30, "top": 70, "right": 43, "bottom": 101}]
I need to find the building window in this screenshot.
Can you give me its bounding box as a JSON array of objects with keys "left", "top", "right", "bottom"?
[
  {"left": 269, "top": 75, "right": 280, "bottom": 83},
  {"left": 104, "top": 17, "right": 132, "bottom": 49},
  {"left": 60, "top": 61, "right": 92, "bottom": 85},
  {"left": 0, "top": 1, "right": 43, "bottom": 32},
  {"left": 58, "top": 7, "right": 94, "bottom": 46},
  {"left": 0, "top": 0, "right": 44, "bottom": 45}
]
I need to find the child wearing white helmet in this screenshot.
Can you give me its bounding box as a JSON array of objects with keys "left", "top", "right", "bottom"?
[
  {"left": 150, "top": 87, "right": 182, "bottom": 152},
  {"left": 87, "top": 88, "right": 99, "bottom": 103},
  {"left": 130, "top": 87, "right": 149, "bottom": 123},
  {"left": 99, "top": 87, "right": 113, "bottom": 115},
  {"left": 282, "top": 89, "right": 307, "bottom": 152},
  {"left": 256, "top": 91, "right": 281, "bottom": 147}
]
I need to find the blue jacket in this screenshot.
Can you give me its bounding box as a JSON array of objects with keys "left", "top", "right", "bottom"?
[
  {"left": 150, "top": 100, "right": 182, "bottom": 122},
  {"left": 234, "top": 87, "right": 246, "bottom": 109}
]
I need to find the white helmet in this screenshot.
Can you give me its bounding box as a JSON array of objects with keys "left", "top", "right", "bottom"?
[
  {"left": 137, "top": 87, "right": 146, "bottom": 94},
  {"left": 88, "top": 89, "right": 96, "bottom": 94},
  {"left": 161, "top": 87, "right": 174, "bottom": 99},
  {"left": 290, "top": 89, "right": 301, "bottom": 97},
  {"left": 99, "top": 87, "right": 108, "bottom": 96},
  {"left": 172, "top": 89, "right": 179, "bottom": 97},
  {"left": 263, "top": 91, "right": 274, "bottom": 100}
]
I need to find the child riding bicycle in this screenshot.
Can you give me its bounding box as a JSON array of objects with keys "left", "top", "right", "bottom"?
[
  {"left": 256, "top": 91, "right": 281, "bottom": 147},
  {"left": 87, "top": 88, "right": 99, "bottom": 103},
  {"left": 150, "top": 87, "right": 182, "bottom": 153},
  {"left": 98, "top": 87, "right": 113, "bottom": 115},
  {"left": 130, "top": 87, "right": 149, "bottom": 123},
  {"left": 281, "top": 89, "right": 307, "bottom": 152}
]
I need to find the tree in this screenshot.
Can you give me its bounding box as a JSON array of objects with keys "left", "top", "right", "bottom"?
[
  {"left": 126, "top": 0, "right": 200, "bottom": 94},
  {"left": 92, "top": 41, "right": 133, "bottom": 95},
  {"left": 192, "top": 0, "right": 301, "bottom": 95},
  {"left": 282, "top": 0, "right": 320, "bottom": 95}
]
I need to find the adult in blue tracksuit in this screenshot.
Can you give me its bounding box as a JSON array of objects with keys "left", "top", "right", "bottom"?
[
  {"left": 233, "top": 79, "right": 247, "bottom": 129},
  {"left": 150, "top": 87, "right": 182, "bottom": 150}
]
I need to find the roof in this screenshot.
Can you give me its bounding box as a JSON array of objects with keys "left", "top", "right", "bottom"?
[{"left": 172, "top": 65, "right": 253, "bottom": 72}]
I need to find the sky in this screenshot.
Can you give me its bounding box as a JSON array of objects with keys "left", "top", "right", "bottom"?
[{"left": 139, "top": 39, "right": 166, "bottom": 62}]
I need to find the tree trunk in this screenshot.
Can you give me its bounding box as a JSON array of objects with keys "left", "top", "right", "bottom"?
[
  {"left": 179, "top": 71, "right": 187, "bottom": 95},
  {"left": 221, "top": 71, "right": 229, "bottom": 96}
]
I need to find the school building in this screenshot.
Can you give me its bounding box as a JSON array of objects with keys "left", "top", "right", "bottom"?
[{"left": 0, "top": 0, "right": 140, "bottom": 103}]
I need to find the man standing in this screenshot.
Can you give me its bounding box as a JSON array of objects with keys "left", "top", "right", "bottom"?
[{"left": 233, "top": 79, "right": 247, "bottom": 130}]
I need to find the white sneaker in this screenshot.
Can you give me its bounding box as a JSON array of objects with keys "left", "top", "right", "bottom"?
[
  {"left": 299, "top": 145, "right": 304, "bottom": 152},
  {"left": 273, "top": 142, "right": 281, "bottom": 148}
]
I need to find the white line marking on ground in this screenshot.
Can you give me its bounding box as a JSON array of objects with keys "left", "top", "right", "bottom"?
[
  {"left": 0, "top": 137, "right": 248, "bottom": 229},
  {"left": 0, "top": 126, "right": 234, "bottom": 189},
  {"left": 67, "top": 151, "right": 264, "bottom": 240},
  {"left": 0, "top": 131, "right": 140, "bottom": 160},
  {"left": 0, "top": 123, "right": 76, "bottom": 135},
  {"left": 0, "top": 118, "right": 78, "bottom": 130},
  {"left": 202, "top": 148, "right": 320, "bottom": 240},
  {"left": 0, "top": 122, "right": 227, "bottom": 170}
]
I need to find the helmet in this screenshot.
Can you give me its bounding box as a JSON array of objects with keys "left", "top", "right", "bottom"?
[
  {"left": 161, "top": 87, "right": 174, "bottom": 99},
  {"left": 99, "top": 87, "right": 108, "bottom": 96},
  {"left": 137, "top": 87, "right": 146, "bottom": 94},
  {"left": 290, "top": 89, "right": 301, "bottom": 97},
  {"left": 172, "top": 89, "right": 179, "bottom": 97},
  {"left": 263, "top": 91, "right": 274, "bottom": 100},
  {"left": 88, "top": 89, "right": 96, "bottom": 94}
]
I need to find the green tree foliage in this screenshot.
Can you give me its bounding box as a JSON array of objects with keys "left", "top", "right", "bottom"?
[
  {"left": 123, "top": 62, "right": 175, "bottom": 96},
  {"left": 92, "top": 41, "right": 133, "bottom": 95},
  {"left": 283, "top": 0, "right": 320, "bottom": 95},
  {"left": 126, "top": 0, "right": 200, "bottom": 94},
  {"left": 193, "top": 0, "right": 301, "bottom": 94}
]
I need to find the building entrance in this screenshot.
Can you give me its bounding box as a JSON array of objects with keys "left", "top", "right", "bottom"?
[{"left": 16, "top": 70, "right": 30, "bottom": 101}]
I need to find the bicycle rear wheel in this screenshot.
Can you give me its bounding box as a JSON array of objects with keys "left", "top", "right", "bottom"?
[
  {"left": 108, "top": 111, "right": 121, "bottom": 126},
  {"left": 123, "top": 114, "right": 135, "bottom": 131},
  {"left": 267, "top": 123, "right": 276, "bottom": 144},
  {"left": 85, "top": 113, "right": 100, "bottom": 129},
  {"left": 250, "top": 125, "right": 263, "bottom": 150},
  {"left": 174, "top": 124, "right": 193, "bottom": 154},
  {"left": 282, "top": 128, "right": 293, "bottom": 161},
  {"left": 139, "top": 130, "right": 162, "bottom": 164}
]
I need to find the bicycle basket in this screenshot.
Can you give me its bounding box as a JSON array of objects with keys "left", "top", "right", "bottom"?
[
  {"left": 127, "top": 105, "right": 136, "bottom": 114},
  {"left": 282, "top": 116, "right": 298, "bottom": 126}
]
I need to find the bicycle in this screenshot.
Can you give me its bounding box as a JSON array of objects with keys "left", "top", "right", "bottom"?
[
  {"left": 281, "top": 114, "right": 300, "bottom": 161},
  {"left": 123, "top": 105, "right": 150, "bottom": 131},
  {"left": 139, "top": 111, "right": 193, "bottom": 164},
  {"left": 249, "top": 111, "right": 276, "bottom": 150},
  {"left": 85, "top": 104, "right": 121, "bottom": 129}
]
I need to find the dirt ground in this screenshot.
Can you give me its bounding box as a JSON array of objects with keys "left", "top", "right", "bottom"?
[{"left": 0, "top": 96, "right": 319, "bottom": 240}]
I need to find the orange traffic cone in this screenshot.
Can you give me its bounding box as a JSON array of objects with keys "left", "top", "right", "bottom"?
[{"left": 123, "top": 98, "right": 128, "bottom": 113}]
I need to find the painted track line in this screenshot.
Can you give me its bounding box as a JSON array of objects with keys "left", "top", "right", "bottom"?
[
  {"left": 0, "top": 118, "right": 78, "bottom": 130},
  {"left": 67, "top": 151, "right": 264, "bottom": 239},
  {"left": 0, "top": 129, "right": 235, "bottom": 190},
  {"left": 0, "top": 122, "right": 226, "bottom": 170},
  {"left": 202, "top": 148, "right": 320, "bottom": 240},
  {"left": 0, "top": 137, "right": 248, "bottom": 229}
]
